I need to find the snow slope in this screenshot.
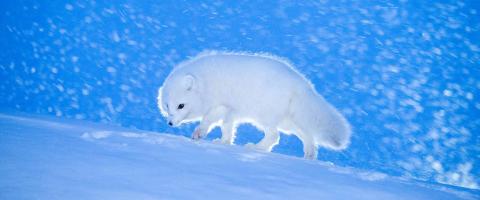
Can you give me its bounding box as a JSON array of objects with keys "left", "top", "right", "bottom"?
[
  {"left": 1, "top": 0, "right": 479, "bottom": 190},
  {"left": 0, "top": 112, "right": 477, "bottom": 200}
]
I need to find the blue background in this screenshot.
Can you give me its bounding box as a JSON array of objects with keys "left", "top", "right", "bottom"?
[{"left": 1, "top": 0, "right": 479, "bottom": 189}]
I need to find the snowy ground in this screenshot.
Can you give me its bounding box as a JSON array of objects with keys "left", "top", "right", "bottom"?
[
  {"left": 0, "top": 112, "right": 478, "bottom": 200},
  {"left": 2, "top": 0, "right": 479, "bottom": 190}
]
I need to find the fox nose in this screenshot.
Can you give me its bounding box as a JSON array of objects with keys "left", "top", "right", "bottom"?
[{"left": 168, "top": 121, "right": 173, "bottom": 126}]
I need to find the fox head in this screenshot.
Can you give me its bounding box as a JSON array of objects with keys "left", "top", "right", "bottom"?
[{"left": 158, "top": 74, "right": 203, "bottom": 127}]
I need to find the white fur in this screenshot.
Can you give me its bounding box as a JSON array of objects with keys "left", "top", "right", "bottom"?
[{"left": 157, "top": 51, "right": 351, "bottom": 159}]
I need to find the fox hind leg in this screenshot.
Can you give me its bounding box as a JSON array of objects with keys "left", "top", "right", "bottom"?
[
  {"left": 220, "top": 116, "right": 236, "bottom": 144},
  {"left": 298, "top": 133, "right": 318, "bottom": 160},
  {"left": 253, "top": 127, "right": 280, "bottom": 152}
]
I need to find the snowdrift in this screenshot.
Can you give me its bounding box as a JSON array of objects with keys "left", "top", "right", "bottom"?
[{"left": 0, "top": 112, "right": 477, "bottom": 199}]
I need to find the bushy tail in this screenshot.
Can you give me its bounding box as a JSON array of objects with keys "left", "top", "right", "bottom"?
[{"left": 290, "top": 91, "right": 352, "bottom": 150}]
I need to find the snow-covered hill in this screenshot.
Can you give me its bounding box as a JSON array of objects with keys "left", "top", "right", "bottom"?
[
  {"left": 1, "top": 0, "right": 479, "bottom": 190},
  {"left": 0, "top": 112, "right": 477, "bottom": 200}
]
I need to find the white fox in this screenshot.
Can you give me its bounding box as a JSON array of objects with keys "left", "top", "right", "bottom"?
[{"left": 157, "top": 51, "right": 351, "bottom": 159}]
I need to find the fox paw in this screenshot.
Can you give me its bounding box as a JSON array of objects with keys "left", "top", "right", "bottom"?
[
  {"left": 303, "top": 150, "right": 317, "bottom": 160},
  {"left": 192, "top": 128, "right": 204, "bottom": 140},
  {"left": 246, "top": 143, "right": 273, "bottom": 152},
  {"left": 212, "top": 138, "right": 233, "bottom": 145},
  {"left": 244, "top": 143, "right": 254, "bottom": 148}
]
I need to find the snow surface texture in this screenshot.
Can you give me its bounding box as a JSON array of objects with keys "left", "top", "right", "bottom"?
[
  {"left": 0, "top": 0, "right": 479, "bottom": 190},
  {"left": 0, "top": 112, "right": 478, "bottom": 200}
]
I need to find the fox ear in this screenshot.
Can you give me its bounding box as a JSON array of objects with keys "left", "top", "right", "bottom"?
[{"left": 182, "top": 74, "right": 195, "bottom": 91}]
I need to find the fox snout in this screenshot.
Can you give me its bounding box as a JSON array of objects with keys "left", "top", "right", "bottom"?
[{"left": 167, "top": 118, "right": 180, "bottom": 127}]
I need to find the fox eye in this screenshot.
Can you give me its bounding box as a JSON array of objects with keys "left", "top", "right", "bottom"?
[{"left": 177, "top": 104, "right": 185, "bottom": 110}]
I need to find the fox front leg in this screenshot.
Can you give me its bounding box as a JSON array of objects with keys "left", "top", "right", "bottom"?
[
  {"left": 192, "top": 105, "right": 229, "bottom": 140},
  {"left": 245, "top": 127, "right": 280, "bottom": 152},
  {"left": 219, "top": 114, "right": 235, "bottom": 144}
]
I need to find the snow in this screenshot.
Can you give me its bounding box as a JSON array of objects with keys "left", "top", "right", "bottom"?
[
  {"left": 1, "top": 0, "right": 479, "bottom": 192},
  {"left": 0, "top": 112, "right": 478, "bottom": 199},
  {"left": 64, "top": 4, "right": 73, "bottom": 11}
]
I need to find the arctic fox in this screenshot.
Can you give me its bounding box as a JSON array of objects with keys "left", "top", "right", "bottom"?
[{"left": 157, "top": 51, "right": 351, "bottom": 159}]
